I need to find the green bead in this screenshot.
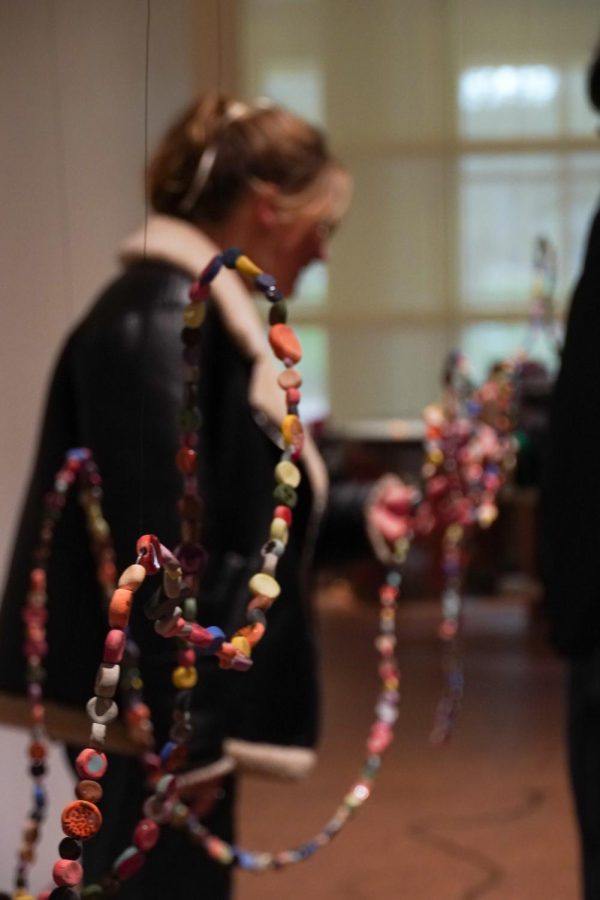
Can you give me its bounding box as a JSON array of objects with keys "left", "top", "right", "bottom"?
[
  {"left": 269, "top": 301, "right": 288, "bottom": 325},
  {"left": 273, "top": 483, "right": 298, "bottom": 508}
]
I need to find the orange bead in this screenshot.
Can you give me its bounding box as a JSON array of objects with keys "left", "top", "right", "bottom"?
[
  {"left": 30, "top": 568, "right": 46, "bottom": 591},
  {"left": 61, "top": 800, "right": 102, "bottom": 840},
  {"left": 109, "top": 588, "right": 133, "bottom": 629},
  {"left": 28, "top": 741, "right": 47, "bottom": 761},
  {"left": 268, "top": 324, "right": 302, "bottom": 363}
]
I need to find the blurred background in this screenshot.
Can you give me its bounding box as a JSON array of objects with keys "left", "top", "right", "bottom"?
[{"left": 0, "top": 1, "right": 598, "bottom": 895}]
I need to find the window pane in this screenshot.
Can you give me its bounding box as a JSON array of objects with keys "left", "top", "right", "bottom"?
[
  {"left": 294, "top": 325, "right": 329, "bottom": 422},
  {"left": 459, "top": 321, "right": 561, "bottom": 384},
  {"left": 458, "top": 153, "right": 600, "bottom": 310}
]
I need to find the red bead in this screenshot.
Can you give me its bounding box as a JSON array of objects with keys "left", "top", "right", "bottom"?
[
  {"left": 53, "top": 857, "right": 83, "bottom": 887},
  {"left": 178, "top": 648, "right": 196, "bottom": 667},
  {"left": 133, "top": 818, "right": 160, "bottom": 851},
  {"left": 286, "top": 388, "right": 301, "bottom": 406},
  {"left": 175, "top": 447, "right": 198, "bottom": 475},
  {"left": 75, "top": 748, "right": 108, "bottom": 780},
  {"left": 116, "top": 847, "right": 146, "bottom": 879},
  {"left": 274, "top": 505, "right": 292, "bottom": 525}
]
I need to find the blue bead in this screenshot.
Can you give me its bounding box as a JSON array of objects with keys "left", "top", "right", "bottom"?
[
  {"left": 199, "top": 254, "right": 223, "bottom": 285},
  {"left": 255, "top": 273, "right": 276, "bottom": 293},
  {"left": 265, "top": 285, "right": 284, "bottom": 303},
  {"left": 235, "top": 850, "right": 256, "bottom": 870},
  {"left": 67, "top": 448, "right": 90, "bottom": 462},
  {"left": 34, "top": 785, "right": 46, "bottom": 808},
  {"left": 160, "top": 740, "right": 177, "bottom": 763},
  {"left": 222, "top": 247, "right": 242, "bottom": 269}
]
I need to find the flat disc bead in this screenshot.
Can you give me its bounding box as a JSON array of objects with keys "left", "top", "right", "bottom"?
[
  {"left": 275, "top": 460, "right": 301, "bottom": 488},
  {"left": 277, "top": 367, "right": 302, "bottom": 391},
  {"left": 133, "top": 818, "right": 160, "bottom": 851},
  {"left": 268, "top": 324, "right": 302, "bottom": 363},
  {"left": 248, "top": 573, "right": 280, "bottom": 600},
  {"left": 183, "top": 303, "right": 206, "bottom": 328},
  {"left": 52, "top": 858, "right": 83, "bottom": 887},
  {"left": 75, "top": 748, "right": 108, "bottom": 779},
  {"left": 58, "top": 837, "right": 82, "bottom": 860},
  {"left": 75, "top": 780, "right": 103, "bottom": 802},
  {"left": 61, "top": 800, "right": 102, "bottom": 840}
]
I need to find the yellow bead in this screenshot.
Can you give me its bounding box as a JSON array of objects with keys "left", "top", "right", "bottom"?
[
  {"left": 270, "top": 517, "right": 289, "bottom": 543},
  {"left": 446, "top": 523, "right": 464, "bottom": 543},
  {"left": 172, "top": 666, "right": 198, "bottom": 689},
  {"left": 248, "top": 572, "right": 281, "bottom": 600},
  {"left": 275, "top": 460, "right": 301, "bottom": 488},
  {"left": 281, "top": 414, "right": 303, "bottom": 447},
  {"left": 235, "top": 255, "right": 263, "bottom": 278},
  {"left": 231, "top": 635, "right": 251, "bottom": 657},
  {"left": 183, "top": 303, "right": 206, "bottom": 328},
  {"left": 428, "top": 448, "right": 444, "bottom": 466}
]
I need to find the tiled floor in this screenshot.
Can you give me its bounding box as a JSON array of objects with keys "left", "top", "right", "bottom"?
[{"left": 236, "top": 590, "right": 580, "bottom": 899}]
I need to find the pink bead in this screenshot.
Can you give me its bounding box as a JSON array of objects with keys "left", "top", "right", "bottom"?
[
  {"left": 133, "top": 817, "right": 160, "bottom": 851},
  {"left": 178, "top": 648, "right": 196, "bottom": 667},
  {"left": 188, "top": 623, "right": 213, "bottom": 648},
  {"left": 103, "top": 629, "right": 126, "bottom": 664},
  {"left": 52, "top": 857, "right": 83, "bottom": 887}
]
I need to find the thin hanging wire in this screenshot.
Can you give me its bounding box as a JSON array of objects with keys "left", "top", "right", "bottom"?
[
  {"left": 47, "top": 1, "right": 75, "bottom": 326},
  {"left": 139, "top": 0, "right": 152, "bottom": 533}
]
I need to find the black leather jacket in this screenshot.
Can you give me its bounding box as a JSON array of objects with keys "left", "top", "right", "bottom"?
[{"left": 0, "top": 254, "right": 319, "bottom": 771}]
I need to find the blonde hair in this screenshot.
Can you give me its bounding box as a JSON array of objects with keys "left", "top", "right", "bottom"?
[{"left": 147, "top": 92, "right": 348, "bottom": 225}]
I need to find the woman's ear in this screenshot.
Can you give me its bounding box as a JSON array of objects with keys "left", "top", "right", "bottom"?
[{"left": 252, "top": 182, "right": 282, "bottom": 230}]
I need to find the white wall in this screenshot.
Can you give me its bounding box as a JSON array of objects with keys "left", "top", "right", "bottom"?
[{"left": 0, "top": 1, "right": 223, "bottom": 889}]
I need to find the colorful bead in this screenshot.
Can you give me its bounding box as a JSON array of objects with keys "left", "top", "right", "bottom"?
[
  {"left": 248, "top": 573, "right": 281, "bottom": 601},
  {"left": 61, "top": 801, "right": 102, "bottom": 840},
  {"left": 52, "top": 858, "right": 83, "bottom": 887},
  {"left": 75, "top": 749, "right": 108, "bottom": 780},
  {"left": 268, "top": 324, "right": 302, "bottom": 364},
  {"left": 274, "top": 460, "right": 301, "bottom": 488}
]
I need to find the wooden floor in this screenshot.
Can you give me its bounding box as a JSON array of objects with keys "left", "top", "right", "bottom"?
[
  {"left": 0, "top": 588, "right": 580, "bottom": 898},
  {"left": 236, "top": 589, "right": 580, "bottom": 900}
]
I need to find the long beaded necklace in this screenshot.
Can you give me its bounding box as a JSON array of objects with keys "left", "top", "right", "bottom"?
[{"left": 16, "top": 249, "right": 402, "bottom": 899}]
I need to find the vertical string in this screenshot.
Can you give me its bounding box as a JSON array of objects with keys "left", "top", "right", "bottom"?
[
  {"left": 139, "top": 0, "right": 152, "bottom": 533},
  {"left": 47, "top": 1, "right": 75, "bottom": 327},
  {"left": 216, "top": 0, "right": 223, "bottom": 91}
]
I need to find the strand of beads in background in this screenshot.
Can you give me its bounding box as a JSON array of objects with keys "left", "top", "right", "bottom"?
[
  {"left": 10, "top": 449, "right": 116, "bottom": 900},
  {"left": 423, "top": 353, "right": 518, "bottom": 745}
]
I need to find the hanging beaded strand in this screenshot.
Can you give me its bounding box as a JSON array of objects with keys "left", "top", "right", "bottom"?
[
  {"left": 13, "top": 449, "right": 116, "bottom": 899},
  {"left": 422, "top": 352, "right": 518, "bottom": 745}
]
